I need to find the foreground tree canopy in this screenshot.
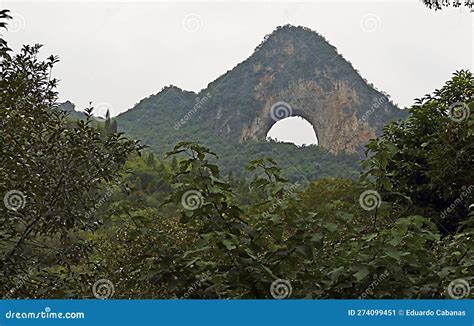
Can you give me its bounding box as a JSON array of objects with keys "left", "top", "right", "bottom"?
[
  {"left": 422, "top": 0, "right": 474, "bottom": 10},
  {"left": 0, "top": 11, "right": 143, "bottom": 294},
  {"left": 0, "top": 10, "right": 472, "bottom": 299}
]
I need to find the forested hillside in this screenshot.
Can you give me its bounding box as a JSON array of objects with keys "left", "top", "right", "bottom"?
[
  {"left": 116, "top": 25, "right": 407, "bottom": 179},
  {"left": 0, "top": 9, "right": 472, "bottom": 300}
]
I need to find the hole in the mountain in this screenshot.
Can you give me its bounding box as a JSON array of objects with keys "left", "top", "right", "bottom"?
[{"left": 266, "top": 116, "right": 318, "bottom": 146}]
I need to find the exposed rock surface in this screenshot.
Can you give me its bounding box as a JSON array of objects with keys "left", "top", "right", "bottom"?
[{"left": 117, "top": 25, "right": 408, "bottom": 154}]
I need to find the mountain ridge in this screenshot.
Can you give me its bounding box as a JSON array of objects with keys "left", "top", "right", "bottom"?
[{"left": 117, "top": 24, "right": 406, "bottom": 156}]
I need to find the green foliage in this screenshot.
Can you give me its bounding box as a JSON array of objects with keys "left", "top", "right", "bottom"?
[
  {"left": 362, "top": 70, "right": 473, "bottom": 233},
  {"left": 88, "top": 142, "right": 473, "bottom": 299},
  {"left": 97, "top": 109, "right": 118, "bottom": 137},
  {"left": 116, "top": 25, "right": 405, "bottom": 182},
  {"left": 145, "top": 152, "right": 156, "bottom": 167},
  {"left": 90, "top": 72, "right": 473, "bottom": 299},
  {"left": 0, "top": 10, "right": 11, "bottom": 58},
  {"left": 0, "top": 23, "right": 142, "bottom": 296},
  {"left": 1, "top": 9, "right": 472, "bottom": 300},
  {"left": 102, "top": 109, "right": 118, "bottom": 136}
]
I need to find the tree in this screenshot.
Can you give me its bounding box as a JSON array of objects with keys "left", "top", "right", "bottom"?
[
  {"left": 145, "top": 152, "right": 156, "bottom": 167},
  {"left": 110, "top": 119, "right": 118, "bottom": 134},
  {"left": 362, "top": 70, "right": 473, "bottom": 233},
  {"left": 0, "top": 10, "right": 11, "bottom": 58},
  {"left": 103, "top": 109, "right": 118, "bottom": 136},
  {"left": 104, "top": 109, "right": 111, "bottom": 130},
  {"left": 422, "top": 0, "right": 474, "bottom": 10},
  {"left": 0, "top": 11, "right": 143, "bottom": 295},
  {"left": 171, "top": 156, "right": 178, "bottom": 171}
]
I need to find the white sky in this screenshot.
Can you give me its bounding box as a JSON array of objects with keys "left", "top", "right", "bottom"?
[
  {"left": 2, "top": 0, "right": 473, "bottom": 144},
  {"left": 267, "top": 116, "right": 319, "bottom": 145}
]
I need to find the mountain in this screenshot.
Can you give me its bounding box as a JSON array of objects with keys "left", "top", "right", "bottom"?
[
  {"left": 116, "top": 25, "right": 408, "bottom": 179},
  {"left": 58, "top": 101, "right": 88, "bottom": 120},
  {"left": 58, "top": 101, "right": 105, "bottom": 122}
]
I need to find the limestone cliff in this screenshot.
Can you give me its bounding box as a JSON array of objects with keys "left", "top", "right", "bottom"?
[{"left": 117, "top": 25, "right": 407, "bottom": 156}]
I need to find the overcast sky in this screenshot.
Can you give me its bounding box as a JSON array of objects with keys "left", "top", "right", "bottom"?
[{"left": 2, "top": 0, "right": 472, "bottom": 143}]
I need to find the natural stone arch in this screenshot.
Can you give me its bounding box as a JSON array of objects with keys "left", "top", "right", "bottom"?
[
  {"left": 266, "top": 115, "right": 319, "bottom": 146},
  {"left": 240, "top": 80, "right": 378, "bottom": 154}
]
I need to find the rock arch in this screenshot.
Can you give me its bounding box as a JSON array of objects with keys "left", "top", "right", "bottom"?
[
  {"left": 266, "top": 115, "right": 319, "bottom": 146},
  {"left": 240, "top": 80, "right": 380, "bottom": 154}
]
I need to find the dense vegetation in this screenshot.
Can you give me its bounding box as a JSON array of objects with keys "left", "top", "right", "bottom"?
[
  {"left": 0, "top": 9, "right": 472, "bottom": 299},
  {"left": 422, "top": 0, "right": 474, "bottom": 10},
  {"left": 0, "top": 10, "right": 143, "bottom": 296},
  {"left": 117, "top": 24, "right": 407, "bottom": 178}
]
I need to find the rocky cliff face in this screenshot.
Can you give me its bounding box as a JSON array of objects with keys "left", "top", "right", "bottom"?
[
  {"left": 239, "top": 79, "right": 377, "bottom": 154},
  {"left": 117, "top": 25, "right": 407, "bottom": 155}
]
